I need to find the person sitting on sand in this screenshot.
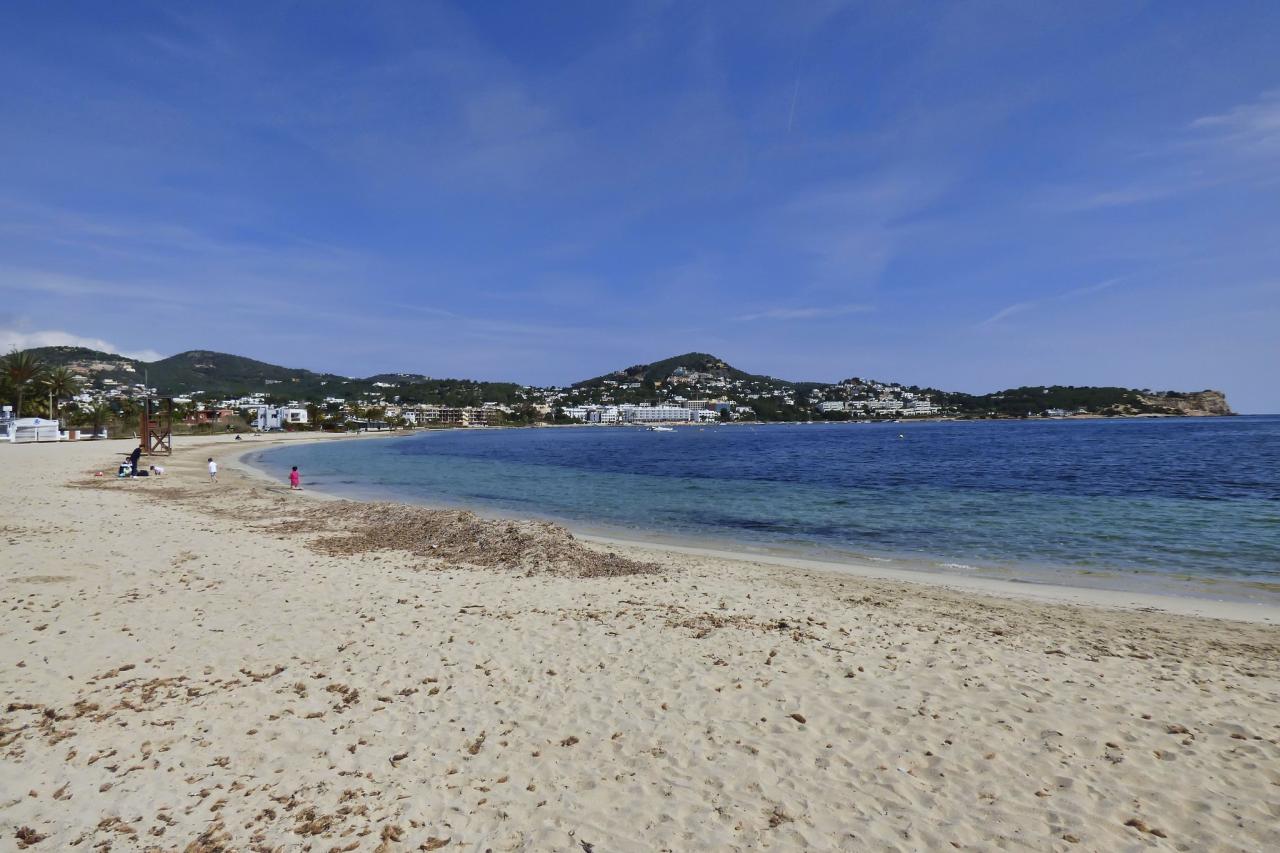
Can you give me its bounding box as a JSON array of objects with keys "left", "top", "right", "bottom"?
[
  {"left": 208, "top": 457, "right": 218, "bottom": 483},
  {"left": 289, "top": 466, "right": 301, "bottom": 491},
  {"left": 149, "top": 464, "right": 164, "bottom": 476}
]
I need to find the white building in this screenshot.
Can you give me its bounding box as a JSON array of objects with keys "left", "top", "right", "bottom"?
[
  {"left": 223, "top": 394, "right": 266, "bottom": 409},
  {"left": 903, "top": 401, "right": 940, "bottom": 416},
  {"left": 558, "top": 404, "right": 621, "bottom": 424},
  {"left": 619, "top": 404, "right": 690, "bottom": 423},
  {"left": 254, "top": 406, "right": 309, "bottom": 431},
  {"left": 618, "top": 404, "right": 719, "bottom": 423},
  {"left": 6, "top": 416, "right": 61, "bottom": 443},
  {"left": 861, "top": 399, "right": 904, "bottom": 413},
  {"left": 686, "top": 399, "right": 734, "bottom": 414},
  {"left": 819, "top": 401, "right": 847, "bottom": 413}
]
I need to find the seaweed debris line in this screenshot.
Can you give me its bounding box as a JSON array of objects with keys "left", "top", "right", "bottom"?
[{"left": 299, "top": 501, "right": 659, "bottom": 578}]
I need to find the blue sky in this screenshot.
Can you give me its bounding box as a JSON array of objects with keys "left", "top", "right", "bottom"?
[{"left": 1, "top": 2, "right": 1277, "bottom": 411}]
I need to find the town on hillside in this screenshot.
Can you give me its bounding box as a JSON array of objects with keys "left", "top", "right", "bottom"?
[{"left": 0, "top": 347, "right": 1232, "bottom": 441}]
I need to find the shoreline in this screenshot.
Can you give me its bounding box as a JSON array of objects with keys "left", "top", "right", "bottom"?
[
  {"left": 233, "top": 430, "right": 1279, "bottom": 624},
  {"left": 3, "top": 432, "right": 1278, "bottom": 850}
]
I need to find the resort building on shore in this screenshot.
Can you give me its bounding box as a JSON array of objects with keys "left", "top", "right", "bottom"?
[
  {"left": 818, "top": 398, "right": 940, "bottom": 417},
  {"left": 561, "top": 403, "right": 721, "bottom": 424},
  {"left": 680, "top": 399, "right": 734, "bottom": 413},
  {"left": 253, "top": 405, "right": 309, "bottom": 431},
  {"left": 400, "top": 405, "right": 499, "bottom": 427},
  {"left": 559, "top": 405, "right": 606, "bottom": 423},
  {"left": 560, "top": 405, "right": 623, "bottom": 424},
  {"left": 623, "top": 404, "right": 713, "bottom": 423}
]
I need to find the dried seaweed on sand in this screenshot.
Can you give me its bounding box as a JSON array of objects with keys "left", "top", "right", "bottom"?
[{"left": 311, "top": 502, "right": 659, "bottom": 578}]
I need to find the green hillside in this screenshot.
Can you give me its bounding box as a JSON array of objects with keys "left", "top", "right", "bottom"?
[
  {"left": 18, "top": 346, "right": 526, "bottom": 405},
  {"left": 574, "top": 351, "right": 785, "bottom": 388},
  {"left": 12, "top": 346, "right": 1231, "bottom": 418},
  {"left": 943, "top": 385, "right": 1146, "bottom": 416},
  {"left": 145, "top": 350, "right": 343, "bottom": 396}
]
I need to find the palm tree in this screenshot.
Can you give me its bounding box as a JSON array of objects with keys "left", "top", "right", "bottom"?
[
  {"left": 89, "top": 402, "right": 109, "bottom": 439},
  {"left": 3, "top": 350, "right": 47, "bottom": 417},
  {"left": 44, "top": 366, "right": 81, "bottom": 421}
]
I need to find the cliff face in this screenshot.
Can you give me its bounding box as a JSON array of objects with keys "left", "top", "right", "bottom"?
[{"left": 1133, "top": 390, "right": 1233, "bottom": 416}]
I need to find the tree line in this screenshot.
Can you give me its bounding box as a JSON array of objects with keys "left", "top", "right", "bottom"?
[{"left": 1, "top": 350, "right": 84, "bottom": 421}]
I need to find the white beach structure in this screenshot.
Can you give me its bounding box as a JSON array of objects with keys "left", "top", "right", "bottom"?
[{"left": 6, "top": 417, "right": 62, "bottom": 443}]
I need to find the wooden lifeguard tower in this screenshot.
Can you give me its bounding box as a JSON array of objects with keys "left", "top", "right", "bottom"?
[{"left": 139, "top": 398, "right": 174, "bottom": 455}]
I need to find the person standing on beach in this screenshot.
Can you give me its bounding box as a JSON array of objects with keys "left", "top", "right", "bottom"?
[
  {"left": 289, "top": 466, "right": 301, "bottom": 490},
  {"left": 208, "top": 457, "right": 218, "bottom": 483},
  {"left": 128, "top": 445, "right": 143, "bottom": 477}
]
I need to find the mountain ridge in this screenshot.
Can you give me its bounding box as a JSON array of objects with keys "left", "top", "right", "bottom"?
[{"left": 12, "top": 345, "right": 1233, "bottom": 418}]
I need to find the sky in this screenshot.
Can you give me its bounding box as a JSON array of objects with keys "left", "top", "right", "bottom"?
[{"left": 1, "top": 2, "right": 1277, "bottom": 412}]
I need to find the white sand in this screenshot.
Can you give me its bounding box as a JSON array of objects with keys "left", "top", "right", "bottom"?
[{"left": 2, "top": 433, "right": 1278, "bottom": 851}]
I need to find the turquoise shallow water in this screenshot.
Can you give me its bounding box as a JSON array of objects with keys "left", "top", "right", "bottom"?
[{"left": 246, "top": 417, "right": 1280, "bottom": 601}]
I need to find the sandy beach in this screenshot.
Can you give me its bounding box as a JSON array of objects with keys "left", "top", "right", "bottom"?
[{"left": 3, "top": 433, "right": 1278, "bottom": 852}]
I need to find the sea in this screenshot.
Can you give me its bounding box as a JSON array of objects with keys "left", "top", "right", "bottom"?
[{"left": 245, "top": 416, "right": 1280, "bottom": 602}]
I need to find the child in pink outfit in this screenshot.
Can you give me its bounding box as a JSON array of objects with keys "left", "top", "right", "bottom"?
[{"left": 289, "top": 466, "right": 301, "bottom": 490}]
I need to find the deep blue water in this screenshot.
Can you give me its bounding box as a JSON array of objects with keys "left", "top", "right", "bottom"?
[{"left": 247, "top": 417, "right": 1280, "bottom": 597}]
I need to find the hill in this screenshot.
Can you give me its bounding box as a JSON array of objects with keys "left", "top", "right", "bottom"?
[
  {"left": 21, "top": 346, "right": 341, "bottom": 397},
  {"left": 12, "top": 346, "right": 1232, "bottom": 418},
  {"left": 145, "top": 350, "right": 344, "bottom": 397},
  {"left": 575, "top": 352, "right": 761, "bottom": 387},
  {"left": 20, "top": 346, "right": 146, "bottom": 386},
  {"left": 19, "top": 346, "right": 526, "bottom": 407}
]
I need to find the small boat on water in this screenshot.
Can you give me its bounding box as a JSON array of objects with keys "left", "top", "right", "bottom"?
[{"left": 647, "top": 425, "right": 676, "bottom": 432}]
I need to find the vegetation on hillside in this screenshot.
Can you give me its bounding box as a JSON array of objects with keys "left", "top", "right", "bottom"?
[
  {"left": 3, "top": 349, "right": 49, "bottom": 417},
  {"left": 12, "top": 346, "right": 1230, "bottom": 421},
  {"left": 939, "top": 386, "right": 1173, "bottom": 417},
  {"left": 21, "top": 346, "right": 528, "bottom": 407},
  {"left": 574, "top": 351, "right": 785, "bottom": 389}
]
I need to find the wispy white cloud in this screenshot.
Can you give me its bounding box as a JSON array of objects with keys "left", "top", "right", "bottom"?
[
  {"left": 1061, "top": 276, "right": 1124, "bottom": 299},
  {"left": 734, "top": 303, "right": 873, "bottom": 322},
  {"left": 1053, "top": 185, "right": 1182, "bottom": 212},
  {"left": 392, "top": 305, "right": 598, "bottom": 341},
  {"left": 979, "top": 277, "right": 1127, "bottom": 328},
  {"left": 777, "top": 171, "right": 952, "bottom": 290},
  {"left": 978, "top": 301, "right": 1036, "bottom": 328},
  {"left": 0, "top": 327, "right": 165, "bottom": 362},
  {"left": 0, "top": 197, "right": 363, "bottom": 275},
  {"left": 1043, "top": 90, "right": 1280, "bottom": 212},
  {"left": 0, "top": 266, "right": 148, "bottom": 299},
  {"left": 1189, "top": 88, "right": 1280, "bottom": 155}
]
